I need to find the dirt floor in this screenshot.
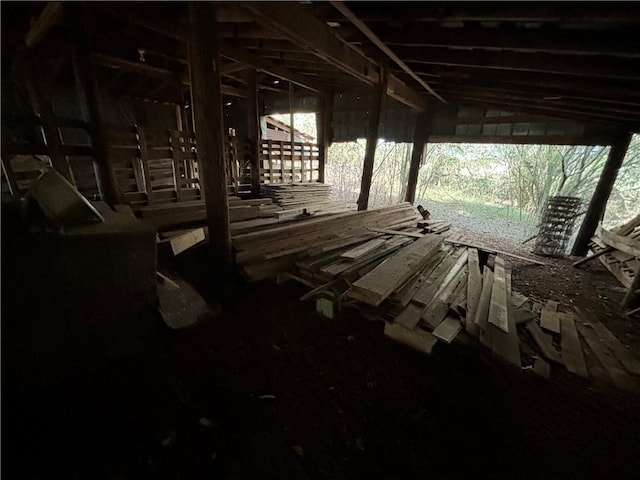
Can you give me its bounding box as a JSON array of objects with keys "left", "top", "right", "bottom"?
[{"left": 4, "top": 239, "right": 640, "bottom": 479}]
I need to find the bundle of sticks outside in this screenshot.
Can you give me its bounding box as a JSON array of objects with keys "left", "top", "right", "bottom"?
[{"left": 573, "top": 213, "right": 640, "bottom": 310}]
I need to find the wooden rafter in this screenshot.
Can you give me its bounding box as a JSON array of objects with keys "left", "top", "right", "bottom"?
[{"left": 330, "top": 1, "right": 445, "bottom": 103}]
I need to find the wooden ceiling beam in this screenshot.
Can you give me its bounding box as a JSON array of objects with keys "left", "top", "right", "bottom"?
[
  {"left": 380, "top": 25, "right": 640, "bottom": 58},
  {"left": 447, "top": 94, "right": 637, "bottom": 126},
  {"left": 318, "top": 3, "right": 640, "bottom": 24},
  {"left": 239, "top": 2, "right": 429, "bottom": 110},
  {"left": 219, "top": 43, "right": 323, "bottom": 93},
  {"left": 399, "top": 47, "right": 640, "bottom": 81},
  {"left": 330, "top": 0, "right": 445, "bottom": 103}
]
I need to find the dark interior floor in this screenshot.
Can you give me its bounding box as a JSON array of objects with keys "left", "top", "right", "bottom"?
[{"left": 3, "top": 248, "right": 640, "bottom": 480}]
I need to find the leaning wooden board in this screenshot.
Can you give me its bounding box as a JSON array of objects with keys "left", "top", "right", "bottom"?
[{"left": 349, "top": 235, "right": 443, "bottom": 306}]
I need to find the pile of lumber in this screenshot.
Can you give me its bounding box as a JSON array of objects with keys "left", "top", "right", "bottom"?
[
  {"left": 575, "top": 213, "right": 640, "bottom": 309},
  {"left": 260, "top": 182, "right": 332, "bottom": 209},
  {"left": 231, "top": 202, "right": 426, "bottom": 282}
]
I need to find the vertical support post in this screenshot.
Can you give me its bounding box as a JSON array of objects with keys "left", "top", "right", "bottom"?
[
  {"left": 572, "top": 133, "right": 632, "bottom": 256},
  {"left": 68, "top": 5, "right": 120, "bottom": 205},
  {"left": 289, "top": 81, "right": 296, "bottom": 181},
  {"left": 246, "top": 68, "right": 261, "bottom": 195},
  {"left": 188, "top": 1, "right": 232, "bottom": 267},
  {"left": 357, "top": 69, "right": 388, "bottom": 211},
  {"left": 316, "top": 91, "right": 333, "bottom": 183},
  {"left": 405, "top": 108, "right": 433, "bottom": 204}
]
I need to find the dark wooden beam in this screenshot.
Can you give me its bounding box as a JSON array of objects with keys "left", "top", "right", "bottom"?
[
  {"left": 330, "top": 1, "right": 445, "bottom": 103},
  {"left": 188, "top": 2, "right": 231, "bottom": 267},
  {"left": 246, "top": 68, "right": 261, "bottom": 195},
  {"left": 320, "top": 3, "right": 640, "bottom": 24},
  {"left": 316, "top": 91, "right": 333, "bottom": 183},
  {"left": 400, "top": 47, "right": 640, "bottom": 82},
  {"left": 219, "top": 43, "right": 323, "bottom": 93},
  {"left": 357, "top": 69, "right": 388, "bottom": 211},
  {"left": 405, "top": 108, "right": 434, "bottom": 204},
  {"left": 25, "top": 2, "right": 64, "bottom": 47},
  {"left": 427, "top": 134, "right": 615, "bottom": 146},
  {"left": 240, "top": 2, "right": 428, "bottom": 111},
  {"left": 381, "top": 25, "right": 640, "bottom": 58},
  {"left": 572, "top": 133, "right": 633, "bottom": 256}
]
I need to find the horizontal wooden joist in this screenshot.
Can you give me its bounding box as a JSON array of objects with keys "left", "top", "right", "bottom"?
[
  {"left": 239, "top": 2, "right": 430, "bottom": 110},
  {"left": 417, "top": 68, "right": 640, "bottom": 103},
  {"left": 397, "top": 47, "right": 640, "bottom": 81},
  {"left": 381, "top": 25, "right": 640, "bottom": 58},
  {"left": 447, "top": 95, "right": 638, "bottom": 127},
  {"left": 219, "top": 43, "right": 323, "bottom": 93},
  {"left": 428, "top": 134, "right": 616, "bottom": 146},
  {"left": 318, "top": 3, "right": 640, "bottom": 24}
]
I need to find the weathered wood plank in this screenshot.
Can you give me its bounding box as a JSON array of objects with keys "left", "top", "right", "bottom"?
[
  {"left": 465, "top": 248, "right": 482, "bottom": 337},
  {"left": 340, "top": 238, "right": 387, "bottom": 261},
  {"left": 349, "top": 234, "right": 442, "bottom": 306},
  {"left": 169, "top": 227, "right": 206, "bottom": 256},
  {"left": 540, "top": 300, "right": 561, "bottom": 333},
  {"left": 384, "top": 322, "right": 438, "bottom": 355},
  {"left": 422, "top": 266, "right": 468, "bottom": 330},
  {"left": 432, "top": 316, "right": 463, "bottom": 344},
  {"left": 476, "top": 267, "right": 494, "bottom": 348},
  {"left": 488, "top": 256, "right": 509, "bottom": 333},
  {"left": 490, "top": 267, "right": 521, "bottom": 367},
  {"left": 526, "top": 321, "right": 563, "bottom": 364},
  {"left": 559, "top": 311, "right": 588, "bottom": 378}
]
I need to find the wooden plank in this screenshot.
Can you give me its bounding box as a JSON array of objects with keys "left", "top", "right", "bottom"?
[
  {"left": 475, "top": 267, "right": 494, "bottom": 348},
  {"left": 137, "top": 126, "right": 155, "bottom": 205},
  {"left": 540, "top": 300, "right": 561, "bottom": 333},
  {"left": 384, "top": 322, "right": 438, "bottom": 355},
  {"left": 368, "top": 227, "right": 424, "bottom": 238},
  {"left": 170, "top": 130, "right": 185, "bottom": 201},
  {"left": 412, "top": 248, "right": 465, "bottom": 307},
  {"left": 526, "top": 322, "right": 563, "bottom": 364},
  {"left": 575, "top": 307, "right": 640, "bottom": 375},
  {"left": 432, "top": 316, "right": 462, "bottom": 344},
  {"left": 340, "top": 238, "right": 387, "bottom": 261},
  {"left": 349, "top": 235, "right": 442, "bottom": 306},
  {"left": 488, "top": 256, "right": 509, "bottom": 333},
  {"left": 597, "top": 225, "right": 640, "bottom": 258},
  {"left": 533, "top": 358, "right": 551, "bottom": 379},
  {"left": 465, "top": 248, "right": 482, "bottom": 337},
  {"left": 490, "top": 267, "right": 521, "bottom": 367},
  {"left": 422, "top": 265, "right": 468, "bottom": 330},
  {"left": 444, "top": 238, "right": 547, "bottom": 265},
  {"left": 558, "top": 311, "right": 589, "bottom": 378},
  {"left": 394, "top": 303, "right": 425, "bottom": 330},
  {"left": 169, "top": 228, "right": 206, "bottom": 256},
  {"left": 575, "top": 321, "right": 637, "bottom": 391}
]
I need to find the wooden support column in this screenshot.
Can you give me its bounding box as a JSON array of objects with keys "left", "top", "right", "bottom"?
[
  {"left": 357, "top": 69, "right": 388, "bottom": 211},
  {"left": 316, "top": 91, "right": 333, "bottom": 183},
  {"left": 572, "top": 133, "right": 632, "bottom": 256},
  {"left": 289, "top": 81, "right": 296, "bottom": 181},
  {"left": 188, "top": 1, "right": 232, "bottom": 267},
  {"left": 405, "top": 108, "right": 433, "bottom": 204},
  {"left": 246, "top": 68, "right": 261, "bottom": 195},
  {"left": 68, "top": 5, "right": 120, "bottom": 205}
]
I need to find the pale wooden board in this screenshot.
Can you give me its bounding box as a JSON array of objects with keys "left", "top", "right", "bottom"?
[
  {"left": 349, "top": 235, "right": 442, "bottom": 306},
  {"left": 490, "top": 267, "right": 521, "bottom": 367},
  {"left": 540, "top": 300, "right": 561, "bottom": 333},
  {"left": 559, "top": 312, "right": 589, "bottom": 378},
  {"left": 533, "top": 357, "right": 551, "bottom": 379},
  {"left": 340, "top": 238, "right": 388, "bottom": 261},
  {"left": 465, "top": 248, "right": 482, "bottom": 337},
  {"left": 575, "top": 321, "right": 638, "bottom": 391},
  {"left": 384, "top": 322, "right": 438, "bottom": 355},
  {"left": 475, "top": 267, "right": 494, "bottom": 349},
  {"left": 394, "top": 303, "right": 424, "bottom": 330},
  {"left": 433, "top": 316, "right": 463, "bottom": 344},
  {"left": 575, "top": 307, "right": 640, "bottom": 375},
  {"left": 411, "top": 249, "right": 463, "bottom": 307},
  {"left": 526, "top": 322, "right": 563, "bottom": 364},
  {"left": 422, "top": 267, "right": 468, "bottom": 330},
  {"left": 157, "top": 275, "right": 211, "bottom": 329},
  {"left": 488, "top": 256, "right": 509, "bottom": 333},
  {"left": 170, "top": 227, "right": 206, "bottom": 256}
]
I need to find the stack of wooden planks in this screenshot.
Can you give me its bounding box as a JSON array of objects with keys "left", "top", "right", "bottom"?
[
  {"left": 575, "top": 213, "right": 640, "bottom": 309},
  {"left": 231, "top": 202, "right": 425, "bottom": 282},
  {"left": 260, "top": 182, "right": 331, "bottom": 208}
]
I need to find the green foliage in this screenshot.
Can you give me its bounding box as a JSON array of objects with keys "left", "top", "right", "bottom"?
[{"left": 325, "top": 135, "right": 639, "bottom": 228}]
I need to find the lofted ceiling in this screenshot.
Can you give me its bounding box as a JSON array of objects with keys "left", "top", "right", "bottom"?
[{"left": 3, "top": 2, "right": 640, "bottom": 132}]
